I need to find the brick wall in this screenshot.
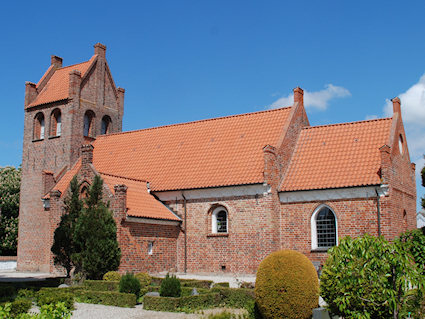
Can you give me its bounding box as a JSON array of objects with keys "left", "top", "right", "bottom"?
[{"left": 17, "top": 44, "right": 124, "bottom": 272}]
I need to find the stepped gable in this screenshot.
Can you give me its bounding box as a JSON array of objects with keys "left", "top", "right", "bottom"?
[
  {"left": 92, "top": 107, "right": 292, "bottom": 191},
  {"left": 100, "top": 173, "right": 181, "bottom": 221},
  {"left": 27, "top": 58, "right": 94, "bottom": 108},
  {"left": 280, "top": 118, "right": 393, "bottom": 191}
]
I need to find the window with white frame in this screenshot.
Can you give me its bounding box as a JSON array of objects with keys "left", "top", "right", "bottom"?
[
  {"left": 212, "top": 206, "right": 228, "bottom": 233},
  {"left": 311, "top": 205, "right": 337, "bottom": 250}
]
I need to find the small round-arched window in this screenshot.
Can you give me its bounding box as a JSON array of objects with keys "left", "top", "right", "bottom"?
[
  {"left": 83, "top": 110, "right": 95, "bottom": 137},
  {"left": 50, "top": 109, "right": 62, "bottom": 137},
  {"left": 34, "top": 112, "right": 45, "bottom": 140},
  {"left": 101, "top": 115, "right": 112, "bottom": 135},
  {"left": 399, "top": 134, "right": 404, "bottom": 155},
  {"left": 212, "top": 206, "right": 228, "bottom": 233}
]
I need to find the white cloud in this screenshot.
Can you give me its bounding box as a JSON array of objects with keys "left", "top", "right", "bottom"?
[
  {"left": 383, "top": 73, "right": 425, "bottom": 161},
  {"left": 383, "top": 73, "right": 425, "bottom": 213},
  {"left": 365, "top": 115, "right": 379, "bottom": 120},
  {"left": 270, "top": 84, "right": 351, "bottom": 110}
]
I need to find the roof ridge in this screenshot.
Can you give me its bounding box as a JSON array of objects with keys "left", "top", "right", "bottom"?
[
  {"left": 57, "top": 60, "right": 91, "bottom": 71},
  {"left": 96, "top": 106, "right": 293, "bottom": 139},
  {"left": 98, "top": 171, "right": 147, "bottom": 183},
  {"left": 303, "top": 117, "right": 392, "bottom": 130}
]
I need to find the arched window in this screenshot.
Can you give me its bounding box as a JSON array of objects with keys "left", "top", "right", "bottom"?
[
  {"left": 311, "top": 205, "right": 337, "bottom": 250},
  {"left": 80, "top": 186, "right": 89, "bottom": 200},
  {"left": 50, "top": 109, "right": 61, "bottom": 137},
  {"left": 212, "top": 206, "right": 228, "bottom": 233},
  {"left": 101, "top": 115, "right": 112, "bottom": 135},
  {"left": 34, "top": 112, "right": 45, "bottom": 140},
  {"left": 83, "top": 110, "right": 95, "bottom": 137}
]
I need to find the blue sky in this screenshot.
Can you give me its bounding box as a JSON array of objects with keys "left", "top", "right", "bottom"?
[{"left": 1, "top": 1, "right": 424, "bottom": 212}]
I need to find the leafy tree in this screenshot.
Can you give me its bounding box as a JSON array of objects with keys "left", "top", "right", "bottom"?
[
  {"left": 320, "top": 234, "right": 425, "bottom": 319},
  {"left": 0, "top": 166, "right": 21, "bottom": 255},
  {"left": 73, "top": 175, "right": 121, "bottom": 279},
  {"left": 51, "top": 176, "right": 82, "bottom": 277}
]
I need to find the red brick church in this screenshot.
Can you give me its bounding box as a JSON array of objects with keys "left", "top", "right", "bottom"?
[{"left": 17, "top": 43, "right": 417, "bottom": 274}]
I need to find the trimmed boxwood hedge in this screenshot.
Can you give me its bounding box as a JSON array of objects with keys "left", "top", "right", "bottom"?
[
  {"left": 76, "top": 290, "right": 137, "bottom": 307},
  {"left": 181, "top": 287, "right": 210, "bottom": 296},
  {"left": 36, "top": 289, "right": 74, "bottom": 310},
  {"left": 143, "top": 293, "right": 221, "bottom": 312},
  {"left": 84, "top": 280, "right": 119, "bottom": 291},
  {"left": 211, "top": 287, "right": 255, "bottom": 308},
  {"left": 180, "top": 279, "right": 213, "bottom": 289},
  {"left": 150, "top": 277, "right": 213, "bottom": 289}
]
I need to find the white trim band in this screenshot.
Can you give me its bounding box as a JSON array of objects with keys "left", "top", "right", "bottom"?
[{"left": 279, "top": 185, "right": 389, "bottom": 203}]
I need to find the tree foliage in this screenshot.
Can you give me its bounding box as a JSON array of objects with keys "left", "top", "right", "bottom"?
[
  {"left": 73, "top": 175, "right": 121, "bottom": 280},
  {"left": 51, "top": 176, "right": 82, "bottom": 277},
  {"left": 320, "top": 234, "right": 425, "bottom": 319},
  {"left": 0, "top": 166, "right": 21, "bottom": 255}
]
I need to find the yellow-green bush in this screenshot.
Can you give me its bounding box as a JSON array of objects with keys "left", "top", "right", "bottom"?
[
  {"left": 255, "top": 249, "right": 319, "bottom": 319},
  {"left": 103, "top": 271, "right": 121, "bottom": 281},
  {"left": 135, "top": 272, "right": 151, "bottom": 288}
]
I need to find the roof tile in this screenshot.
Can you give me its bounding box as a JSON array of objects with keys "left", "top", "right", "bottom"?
[
  {"left": 280, "top": 118, "right": 392, "bottom": 191},
  {"left": 28, "top": 59, "right": 93, "bottom": 108},
  {"left": 92, "top": 107, "right": 292, "bottom": 191}
]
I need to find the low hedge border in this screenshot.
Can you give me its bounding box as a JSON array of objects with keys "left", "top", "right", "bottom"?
[
  {"left": 211, "top": 287, "right": 255, "bottom": 308},
  {"left": 84, "top": 280, "right": 119, "bottom": 292},
  {"left": 143, "top": 293, "right": 221, "bottom": 312},
  {"left": 75, "top": 290, "right": 137, "bottom": 308},
  {"left": 150, "top": 277, "right": 213, "bottom": 289}
]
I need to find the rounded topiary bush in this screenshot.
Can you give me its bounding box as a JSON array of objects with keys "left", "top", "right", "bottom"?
[
  {"left": 135, "top": 272, "right": 152, "bottom": 288},
  {"left": 160, "top": 273, "right": 181, "bottom": 297},
  {"left": 103, "top": 271, "right": 122, "bottom": 281},
  {"left": 119, "top": 272, "right": 141, "bottom": 298},
  {"left": 255, "top": 249, "right": 319, "bottom": 319}
]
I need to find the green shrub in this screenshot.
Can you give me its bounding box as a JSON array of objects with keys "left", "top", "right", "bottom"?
[
  {"left": 38, "top": 302, "right": 72, "bottom": 319},
  {"left": 398, "top": 228, "right": 425, "bottom": 274},
  {"left": 211, "top": 287, "right": 255, "bottom": 309},
  {"left": 36, "top": 289, "right": 74, "bottom": 310},
  {"left": 75, "top": 290, "right": 136, "bottom": 307},
  {"left": 84, "top": 280, "right": 119, "bottom": 291},
  {"left": 9, "top": 298, "right": 32, "bottom": 318},
  {"left": 180, "top": 279, "right": 213, "bottom": 289},
  {"left": 119, "top": 273, "right": 141, "bottom": 298},
  {"left": 135, "top": 272, "right": 151, "bottom": 288},
  {"left": 321, "top": 235, "right": 425, "bottom": 319},
  {"left": 255, "top": 249, "right": 318, "bottom": 319},
  {"left": 213, "top": 282, "right": 230, "bottom": 288},
  {"left": 143, "top": 293, "right": 221, "bottom": 312},
  {"left": 103, "top": 271, "right": 122, "bottom": 281},
  {"left": 0, "top": 286, "right": 16, "bottom": 299},
  {"left": 16, "top": 289, "right": 35, "bottom": 300},
  {"left": 160, "top": 273, "right": 181, "bottom": 297},
  {"left": 150, "top": 276, "right": 162, "bottom": 286},
  {"left": 181, "top": 287, "right": 210, "bottom": 296}
]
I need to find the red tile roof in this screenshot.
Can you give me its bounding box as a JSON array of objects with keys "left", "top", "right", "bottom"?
[
  {"left": 280, "top": 118, "right": 393, "bottom": 191},
  {"left": 100, "top": 173, "right": 180, "bottom": 221},
  {"left": 92, "top": 107, "right": 292, "bottom": 191},
  {"left": 43, "top": 159, "right": 82, "bottom": 199},
  {"left": 27, "top": 58, "right": 94, "bottom": 108}
]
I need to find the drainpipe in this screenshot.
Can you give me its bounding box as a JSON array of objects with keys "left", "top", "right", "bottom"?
[
  {"left": 375, "top": 188, "right": 381, "bottom": 237},
  {"left": 182, "top": 193, "right": 187, "bottom": 273}
]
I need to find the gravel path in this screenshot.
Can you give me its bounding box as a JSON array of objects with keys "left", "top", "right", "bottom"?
[{"left": 71, "top": 303, "right": 201, "bottom": 319}]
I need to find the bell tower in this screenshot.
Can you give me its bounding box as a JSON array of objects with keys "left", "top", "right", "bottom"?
[{"left": 17, "top": 43, "right": 125, "bottom": 272}]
